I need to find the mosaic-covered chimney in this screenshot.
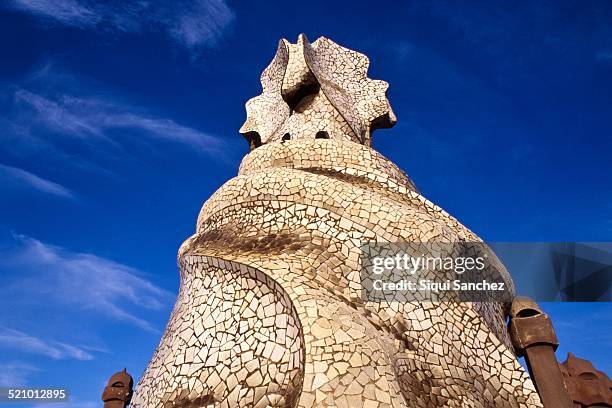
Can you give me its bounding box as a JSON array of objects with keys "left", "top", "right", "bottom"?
[{"left": 131, "top": 35, "right": 543, "bottom": 407}]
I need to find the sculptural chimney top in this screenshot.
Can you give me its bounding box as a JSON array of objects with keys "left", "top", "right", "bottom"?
[
  {"left": 559, "top": 352, "right": 612, "bottom": 407},
  {"left": 240, "top": 34, "right": 396, "bottom": 150}
]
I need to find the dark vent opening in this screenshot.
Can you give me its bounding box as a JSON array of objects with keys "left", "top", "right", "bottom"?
[
  {"left": 284, "top": 81, "right": 320, "bottom": 111},
  {"left": 282, "top": 133, "right": 291, "bottom": 141},
  {"left": 516, "top": 308, "right": 541, "bottom": 318},
  {"left": 244, "top": 131, "right": 262, "bottom": 151},
  {"left": 315, "top": 131, "right": 329, "bottom": 139}
]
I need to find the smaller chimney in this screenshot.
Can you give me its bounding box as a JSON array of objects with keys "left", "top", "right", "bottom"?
[{"left": 102, "top": 368, "right": 133, "bottom": 408}]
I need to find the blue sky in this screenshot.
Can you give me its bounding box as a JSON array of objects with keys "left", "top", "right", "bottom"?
[{"left": 0, "top": 0, "right": 610, "bottom": 405}]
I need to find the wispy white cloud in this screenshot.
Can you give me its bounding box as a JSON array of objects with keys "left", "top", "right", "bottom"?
[
  {"left": 0, "top": 63, "right": 228, "bottom": 174},
  {"left": 12, "top": 88, "right": 224, "bottom": 154},
  {"left": 8, "top": 86, "right": 225, "bottom": 155},
  {"left": 0, "top": 234, "right": 172, "bottom": 333},
  {"left": 0, "top": 163, "right": 75, "bottom": 199},
  {"left": 0, "top": 328, "right": 94, "bottom": 360},
  {"left": 14, "top": 90, "right": 105, "bottom": 139},
  {"left": 0, "top": 362, "right": 40, "bottom": 386},
  {"left": 5, "top": 0, "right": 234, "bottom": 53},
  {"left": 0, "top": 115, "right": 114, "bottom": 178},
  {"left": 7, "top": 0, "right": 99, "bottom": 27},
  {"left": 168, "top": 1, "right": 234, "bottom": 50}
]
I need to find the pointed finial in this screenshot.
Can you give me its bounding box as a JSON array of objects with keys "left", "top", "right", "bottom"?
[{"left": 240, "top": 35, "right": 396, "bottom": 149}]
